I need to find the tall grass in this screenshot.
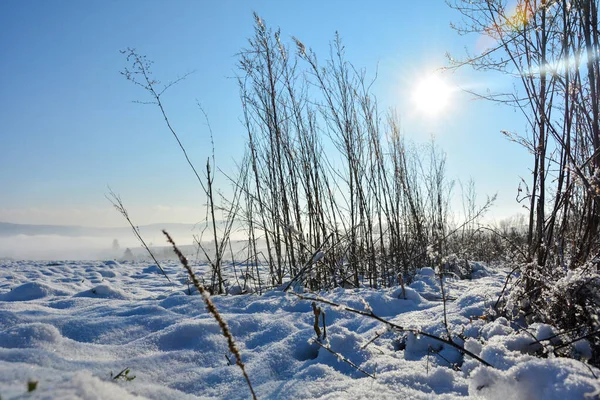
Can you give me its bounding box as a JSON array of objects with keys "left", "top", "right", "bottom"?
[
  {"left": 236, "top": 14, "right": 496, "bottom": 291},
  {"left": 120, "top": 15, "right": 501, "bottom": 293}
]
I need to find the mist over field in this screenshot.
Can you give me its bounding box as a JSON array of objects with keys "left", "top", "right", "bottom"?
[{"left": 0, "top": 223, "right": 200, "bottom": 260}]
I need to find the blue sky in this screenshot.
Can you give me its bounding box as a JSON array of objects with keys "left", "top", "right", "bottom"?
[{"left": 0, "top": 0, "right": 529, "bottom": 227}]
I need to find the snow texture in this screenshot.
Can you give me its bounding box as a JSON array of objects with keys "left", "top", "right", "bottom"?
[{"left": 0, "top": 261, "right": 598, "bottom": 399}]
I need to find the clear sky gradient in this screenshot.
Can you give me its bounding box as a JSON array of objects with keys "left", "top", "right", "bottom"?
[{"left": 1, "top": 0, "right": 530, "bottom": 227}]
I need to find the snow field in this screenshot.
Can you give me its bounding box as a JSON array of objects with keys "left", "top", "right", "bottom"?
[{"left": 0, "top": 260, "right": 598, "bottom": 399}]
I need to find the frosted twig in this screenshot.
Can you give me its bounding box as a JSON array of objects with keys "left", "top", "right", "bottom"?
[
  {"left": 289, "top": 291, "right": 494, "bottom": 368},
  {"left": 311, "top": 339, "right": 375, "bottom": 379}
]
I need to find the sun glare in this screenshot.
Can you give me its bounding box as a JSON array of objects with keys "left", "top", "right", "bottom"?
[{"left": 412, "top": 75, "right": 452, "bottom": 116}]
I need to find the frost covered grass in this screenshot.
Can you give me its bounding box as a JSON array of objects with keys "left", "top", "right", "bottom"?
[{"left": 1, "top": 260, "right": 599, "bottom": 399}]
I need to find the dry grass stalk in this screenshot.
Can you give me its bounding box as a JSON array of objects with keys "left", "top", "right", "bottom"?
[
  {"left": 398, "top": 274, "right": 406, "bottom": 300},
  {"left": 312, "top": 302, "right": 322, "bottom": 340},
  {"left": 163, "top": 230, "right": 257, "bottom": 400},
  {"left": 361, "top": 329, "right": 386, "bottom": 350},
  {"left": 311, "top": 302, "right": 327, "bottom": 342},
  {"left": 106, "top": 189, "right": 171, "bottom": 283}
]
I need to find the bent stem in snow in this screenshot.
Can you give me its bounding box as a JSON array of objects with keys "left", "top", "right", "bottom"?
[
  {"left": 311, "top": 339, "right": 375, "bottom": 379},
  {"left": 289, "top": 291, "right": 494, "bottom": 368},
  {"left": 163, "top": 230, "right": 257, "bottom": 400}
]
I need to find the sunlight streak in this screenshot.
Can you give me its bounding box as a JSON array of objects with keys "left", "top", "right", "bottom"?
[{"left": 523, "top": 49, "right": 600, "bottom": 76}]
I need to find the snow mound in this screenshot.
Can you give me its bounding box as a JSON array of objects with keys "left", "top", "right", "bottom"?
[
  {"left": 74, "top": 284, "right": 129, "bottom": 299},
  {"left": 151, "top": 320, "right": 223, "bottom": 352},
  {"left": 99, "top": 269, "right": 117, "bottom": 278},
  {"left": 0, "top": 365, "right": 144, "bottom": 400},
  {"left": 0, "top": 281, "right": 70, "bottom": 301},
  {"left": 227, "top": 285, "right": 244, "bottom": 295},
  {"left": 0, "top": 323, "right": 62, "bottom": 349},
  {"left": 390, "top": 286, "right": 423, "bottom": 303},
  {"left": 481, "top": 317, "right": 513, "bottom": 339},
  {"left": 409, "top": 267, "right": 441, "bottom": 300},
  {"left": 417, "top": 267, "right": 436, "bottom": 277},
  {"left": 470, "top": 358, "right": 600, "bottom": 400},
  {"left": 44, "top": 371, "right": 145, "bottom": 399},
  {"left": 141, "top": 265, "right": 163, "bottom": 274},
  {"left": 471, "top": 262, "right": 490, "bottom": 278}
]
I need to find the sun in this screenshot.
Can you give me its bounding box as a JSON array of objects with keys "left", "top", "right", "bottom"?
[{"left": 412, "top": 74, "right": 452, "bottom": 116}]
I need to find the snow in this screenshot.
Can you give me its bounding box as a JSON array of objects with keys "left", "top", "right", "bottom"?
[
  {"left": 0, "top": 260, "right": 598, "bottom": 399},
  {"left": 470, "top": 358, "right": 598, "bottom": 400}
]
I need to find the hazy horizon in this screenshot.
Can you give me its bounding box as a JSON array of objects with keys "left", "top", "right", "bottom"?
[{"left": 0, "top": 220, "right": 239, "bottom": 260}]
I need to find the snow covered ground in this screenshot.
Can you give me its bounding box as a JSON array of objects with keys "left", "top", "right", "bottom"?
[{"left": 0, "top": 260, "right": 598, "bottom": 399}]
